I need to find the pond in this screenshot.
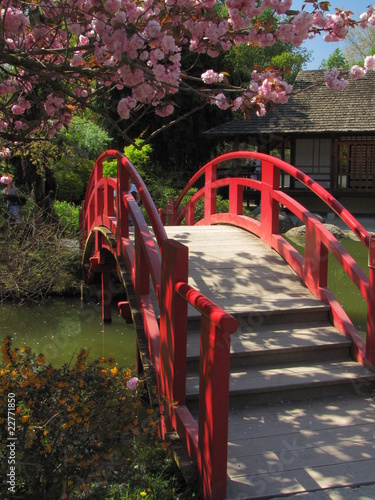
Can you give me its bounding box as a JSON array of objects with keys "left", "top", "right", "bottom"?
[
  {"left": 0, "top": 236, "right": 370, "bottom": 368},
  {"left": 287, "top": 236, "right": 369, "bottom": 339},
  {"left": 0, "top": 297, "right": 137, "bottom": 368}
]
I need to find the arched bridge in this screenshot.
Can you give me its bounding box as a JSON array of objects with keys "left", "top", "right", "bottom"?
[{"left": 81, "top": 150, "right": 375, "bottom": 500}]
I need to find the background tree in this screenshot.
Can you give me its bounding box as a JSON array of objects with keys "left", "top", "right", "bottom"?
[
  {"left": 343, "top": 25, "right": 375, "bottom": 65},
  {"left": 319, "top": 48, "right": 349, "bottom": 70}
]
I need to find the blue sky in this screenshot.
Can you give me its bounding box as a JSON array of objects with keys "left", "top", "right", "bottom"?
[{"left": 292, "top": 0, "right": 373, "bottom": 69}]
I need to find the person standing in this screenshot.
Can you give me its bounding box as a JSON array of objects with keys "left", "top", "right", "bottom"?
[{"left": 3, "top": 178, "right": 20, "bottom": 223}]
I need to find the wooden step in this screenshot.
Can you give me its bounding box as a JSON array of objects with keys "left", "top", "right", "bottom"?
[
  {"left": 186, "top": 360, "right": 375, "bottom": 407},
  {"left": 186, "top": 321, "right": 352, "bottom": 370}
]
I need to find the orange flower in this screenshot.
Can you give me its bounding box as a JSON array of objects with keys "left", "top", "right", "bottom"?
[
  {"left": 37, "top": 354, "right": 46, "bottom": 366},
  {"left": 110, "top": 367, "right": 118, "bottom": 376},
  {"left": 21, "top": 415, "right": 29, "bottom": 424}
]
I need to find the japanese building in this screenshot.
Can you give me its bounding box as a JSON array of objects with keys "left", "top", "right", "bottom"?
[{"left": 204, "top": 70, "right": 375, "bottom": 214}]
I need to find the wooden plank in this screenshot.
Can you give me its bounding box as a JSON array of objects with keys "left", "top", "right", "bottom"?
[
  {"left": 228, "top": 423, "right": 375, "bottom": 458},
  {"left": 225, "top": 394, "right": 375, "bottom": 498},
  {"left": 185, "top": 361, "right": 375, "bottom": 397},
  {"left": 226, "top": 459, "right": 375, "bottom": 499},
  {"left": 186, "top": 323, "right": 350, "bottom": 352},
  {"left": 226, "top": 395, "right": 375, "bottom": 439}
]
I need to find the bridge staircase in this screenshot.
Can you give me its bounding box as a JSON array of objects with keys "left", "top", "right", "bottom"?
[
  {"left": 81, "top": 150, "right": 375, "bottom": 500},
  {"left": 172, "top": 226, "right": 374, "bottom": 410}
]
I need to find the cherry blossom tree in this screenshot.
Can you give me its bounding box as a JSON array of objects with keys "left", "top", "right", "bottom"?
[{"left": 0, "top": 0, "right": 375, "bottom": 146}]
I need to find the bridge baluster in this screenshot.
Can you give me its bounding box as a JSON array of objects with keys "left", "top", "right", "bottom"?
[
  {"left": 160, "top": 240, "right": 189, "bottom": 411},
  {"left": 229, "top": 179, "right": 243, "bottom": 215},
  {"left": 198, "top": 317, "right": 231, "bottom": 500},
  {"left": 116, "top": 157, "right": 129, "bottom": 253},
  {"left": 304, "top": 218, "right": 329, "bottom": 296},
  {"left": 260, "top": 160, "right": 280, "bottom": 245},
  {"left": 204, "top": 161, "right": 217, "bottom": 223},
  {"left": 366, "top": 266, "right": 375, "bottom": 367}
]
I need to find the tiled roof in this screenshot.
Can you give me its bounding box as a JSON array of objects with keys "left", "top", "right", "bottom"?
[{"left": 204, "top": 70, "right": 375, "bottom": 137}]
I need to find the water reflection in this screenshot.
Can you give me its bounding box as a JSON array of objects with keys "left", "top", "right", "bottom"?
[
  {"left": 0, "top": 297, "right": 136, "bottom": 367},
  {"left": 286, "top": 236, "right": 369, "bottom": 338}
]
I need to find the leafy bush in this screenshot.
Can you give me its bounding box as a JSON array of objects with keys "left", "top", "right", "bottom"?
[
  {"left": 53, "top": 156, "right": 93, "bottom": 203},
  {"left": 0, "top": 338, "right": 194, "bottom": 499},
  {"left": 159, "top": 187, "right": 229, "bottom": 224},
  {"left": 53, "top": 200, "right": 80, "bottom": 238}
]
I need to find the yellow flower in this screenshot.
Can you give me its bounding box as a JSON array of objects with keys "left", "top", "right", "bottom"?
[
  {"left": 140, "top": 492, "right": 147, "bottom": 497},
  {"left": 111, "top": 367, "right": 118, "bottom": 376},
  {"left": 125, "top": 369, "right": 132, "bottom": 378},
  {"left": 20, "top": 347, "right": 25, "bottom": 353},
  {"left": 11, "top": 370, "right": 17, "bottom": 376},
  {"left": 0, "top": 369, "right": 8, "bottom": 376}
]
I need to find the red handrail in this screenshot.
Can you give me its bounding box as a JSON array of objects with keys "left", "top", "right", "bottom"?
[
  {"left": 164, "top": 151, "right": 375, "bottom": 370},
  {"left": 82, "top": 151, "right": 238, "bottom": 500}
]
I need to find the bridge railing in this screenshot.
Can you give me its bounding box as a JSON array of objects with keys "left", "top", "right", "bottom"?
[
  {"left": 162, "top": 151, "right": 375, "bottom": 370},
  {"left": 81, "top": 150, "right": 238, "bottom": 499}
]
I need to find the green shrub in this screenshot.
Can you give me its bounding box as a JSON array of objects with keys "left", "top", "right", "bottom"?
[
  {"left": 53, "top": 200, "right": 80, "bottom": 238},
  {"left": 53, "top": 157, "right": 93, "bottom": 203}
]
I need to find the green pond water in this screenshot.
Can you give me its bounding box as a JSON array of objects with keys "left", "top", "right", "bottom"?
[
  {"left": 0, "top": 297, "right": 137, "bottom": 368},
  {"left": 0, "top": 237, "right": 370, "bottom": 367},
  {"left": 289, "top": 236, "right": 369, "bottom": 339}
]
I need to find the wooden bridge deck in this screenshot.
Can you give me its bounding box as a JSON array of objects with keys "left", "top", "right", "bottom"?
[{"left": 162, "top": 225, "right": 375, "bottom": 499}]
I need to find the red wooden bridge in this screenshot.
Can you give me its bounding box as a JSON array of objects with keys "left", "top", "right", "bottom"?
[{"left": 80, "top": 150, "right": 375, "bottom": 500}]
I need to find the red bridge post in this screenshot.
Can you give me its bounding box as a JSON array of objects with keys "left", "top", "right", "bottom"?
[
  {"left": 260, "top": 160, "right": 279, "bottom": 245},
  {"left": 159, "top": 239, "right": 189, "bottom": 431},
  {"left": 198, "top": 319, "right": 231, "bottom": 500},
  {"left": 367, "top": 242, "right": 375, "bottom": 365},
  {"left": 204, "top": 161, "right": 217, "bottom": 223}
]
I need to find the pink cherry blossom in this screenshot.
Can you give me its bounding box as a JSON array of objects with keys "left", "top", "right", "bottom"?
[
  {"left": 0, "top": 0, "right": 374, "bottom": 143},
  {"left": 324, "top": 68, "right": 349, "bottom": 92},
  {"left": 156, "top": 104, "right": 174, "bottom": 117},
  {"left": 350, "top": 65, "right": 367, "bottom": 79},
  {"left": 126, "top": 377, "right": 138, "bottom": 390},
  {"left": 201, "top": 70, "right": 224, "bottom": 84},
  {"left": 365, "top": 55, "right": 375, "bottom": 71},
  {"left": 117, "top": 97, "right": 137, "bottom": 119},
  {"left": 212, "top": 93, "right": 230, "bottom": 110}
]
